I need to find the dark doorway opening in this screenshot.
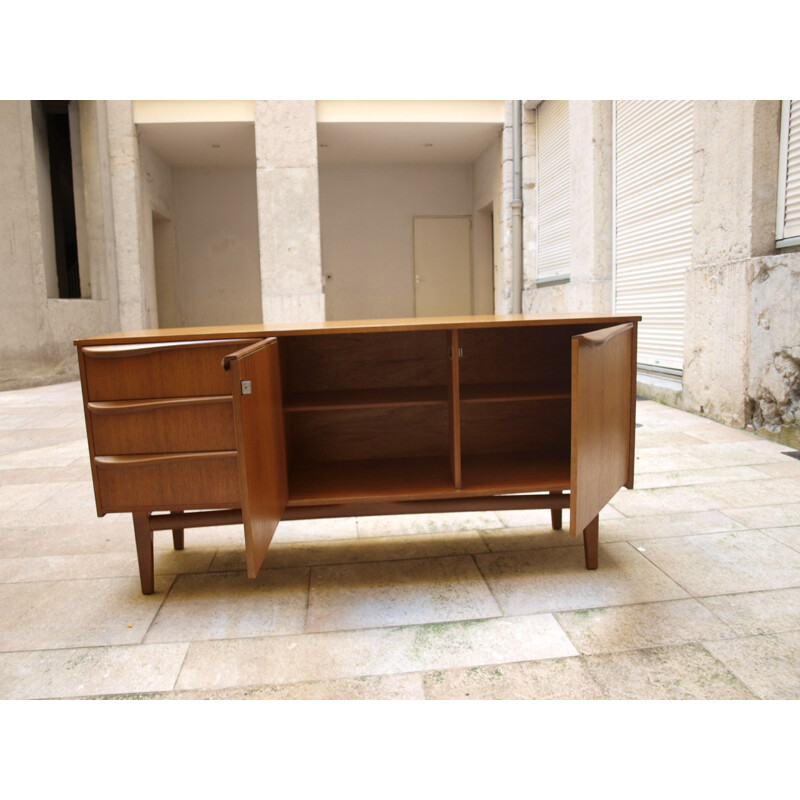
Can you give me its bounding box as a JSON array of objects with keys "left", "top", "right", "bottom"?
[{"left": 42, "top": 100, "right": 80, "bottom": 298}]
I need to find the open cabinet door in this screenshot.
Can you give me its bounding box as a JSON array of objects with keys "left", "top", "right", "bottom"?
[
  {"left": 570, "top": 323, "right": 637, "bottom": 566},
  {"left": 224, "top": 338, "right": 288, "bottom": 577}
]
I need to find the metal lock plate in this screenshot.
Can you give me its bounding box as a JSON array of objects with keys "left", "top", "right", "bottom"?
[{"left": 241, "top": 380, "right": 252, "bottom": 395}]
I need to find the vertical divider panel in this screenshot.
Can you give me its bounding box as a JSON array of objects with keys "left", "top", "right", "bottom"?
[{"left": 448, "top": 329, "right": 462, "bottom": 489}]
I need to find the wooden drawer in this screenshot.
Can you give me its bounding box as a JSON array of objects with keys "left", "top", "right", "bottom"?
[
  {"left": 82, "top": 339, "right": 261, "bottom": 401},
  {"left": 88, "top": 396, "right": 235, "bottom": 455},
  {"left": 94, "top": 452, "right": 241, "bottom": 512}
]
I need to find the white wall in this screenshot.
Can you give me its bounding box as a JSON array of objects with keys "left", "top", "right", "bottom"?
[
  {"left": 172, "top": 167, "right": 262, "bottom": 326},
  {"left": 319, "top": 163, "right": 473, "bottom": 320}
]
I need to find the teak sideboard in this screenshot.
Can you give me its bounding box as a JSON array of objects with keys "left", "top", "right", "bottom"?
[{"left": 74, "top": 314, "right": 640, "bottom": 595}]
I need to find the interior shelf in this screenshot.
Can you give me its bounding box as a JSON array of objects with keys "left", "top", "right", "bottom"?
[
  {"left": 460, "top": 452, "right": 571, "bottom": 494},
  {"left": 284, "top": 385, "right": 449, "bottom": 412},
  {"left": 460, "top": 382, "right": 570, "bottom": 403},
  {"left": 287, "top": 456, "right": 456, "bottom": 506},
  {"left": 287, "top": 452, "right": 571, "bottom": 507},
  {"left": 285, "top": 383, "right": 569, "bottom": 410}
]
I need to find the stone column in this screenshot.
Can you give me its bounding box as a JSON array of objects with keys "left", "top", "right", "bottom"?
[
  {"left": 683, "top": 100, "right": 782, "bottom": 428},
  {"left": 521, "top": 102, "right": 537, "bottom": 305},
  {"left": 78, "top": 100, "right": 119, "bottom": 326},
  {"left": 106, "top": 100, "right": 154, "bottom": 330},
  {"left": 568, "top": 100, "right": 613, "bottom": 311},
  {"left": 0, "top": 101, "right": 47, "bottom": 386},
  {"left": 496, "top": 101, "right": 515, "bottom": 314},
  {"left": 747, "top": 253, "right": 800, "bottom": 447},
  {"left": 691, "top": 101, "right": 779, "bottom": 266},
  {"left": 255, "top": 101, "right": 325, "bottom": 323}
]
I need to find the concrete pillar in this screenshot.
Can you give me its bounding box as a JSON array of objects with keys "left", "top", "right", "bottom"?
[
  {"left": 683, "top": 100, "right": 783, "bottom": 428},
  {"left": 0, "top": 101, "right": 47, "bottom": 387},
  {"left": 77, "top": 101, "right": 119, "bottom": 323},
  {"left": 568, "top": 100, "right": 613, "bottom": 309},
  {"left": 691, "top": 101, "right": 780, "bottom": 265},
  {"left": 747, "top": 253, "right": 800, "bottom": 447},
  {"left": 106, "top": 100, "right": 154, "bottom": 330},
  {"left": 255, "top": 101, "right": 325, "bottom": 322},
  {"left": 496, "top": 101, "right": 515, "bottom": 314},
  {"left": 521, "top": 103, "right": 537, "bottom": 304}
]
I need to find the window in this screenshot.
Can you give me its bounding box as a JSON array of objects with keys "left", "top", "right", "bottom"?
[
  {"left": 613, "top": 100, "right": 693, "bottom": 374},
  {"left": 776, "top": 99, "right": 800, "bottom": 248},
  {"left": 536, "top": 100, "right": 570, "bottom": 284}
]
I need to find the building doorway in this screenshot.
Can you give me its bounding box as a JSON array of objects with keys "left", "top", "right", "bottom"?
[
  {"left": 152, "top": 212, "right": 178, "bottom": 327},
  {"left": 413, "top": 216, "right": 473, "bottom": 317}
]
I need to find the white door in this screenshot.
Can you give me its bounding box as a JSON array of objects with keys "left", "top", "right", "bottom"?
[{"left": 413, "top": 216, "right": 473, "bottom": 317}]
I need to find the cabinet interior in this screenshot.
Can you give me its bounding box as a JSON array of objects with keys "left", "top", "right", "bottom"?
[{"left": 278, "top": 324, "right": 604, "bottom": 503}]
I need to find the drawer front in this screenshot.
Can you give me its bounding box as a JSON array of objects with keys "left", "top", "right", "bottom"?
[
  {"left": 94, "top": 452, "right": 241, "bottom": 512},
  {"left": 82, "top": 339, "right": 261, "bottom": 401},
  {"left": 88, "top": 397, "right": 236, "bottom": 455}
]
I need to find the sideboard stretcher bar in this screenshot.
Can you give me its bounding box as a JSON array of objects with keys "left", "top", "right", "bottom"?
[{"left": 75, "top": 314, "right": 640, "bottom": 594}]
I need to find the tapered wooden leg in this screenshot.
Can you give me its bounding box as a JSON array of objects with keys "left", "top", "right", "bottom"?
[
  {"left": 583, "top": 514, "right": 599, "bottom": 570},
  {"left": 170, "top": 510, "right": 184, "bottom": 550},
  {"left": 549, "top": 491, "right": 563, "bottom": 530},
  {"left": 132, "top": 512, "right": 155, "bottom": 595}
]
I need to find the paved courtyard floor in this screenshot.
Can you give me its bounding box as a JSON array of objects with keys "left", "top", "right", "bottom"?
[{"left": 1, "top": 380, "right": 799, "bottom": 701}]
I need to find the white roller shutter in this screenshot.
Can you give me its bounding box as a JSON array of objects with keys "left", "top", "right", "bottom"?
[
  {"left": 614, "top": 100, "right": 693, "bottom": 372},
  {"left": 537, "top": 100, "right": 570, "bottom": 282},
  {"left": 777, "top": 99, "right": 800, "bottom": 245}
]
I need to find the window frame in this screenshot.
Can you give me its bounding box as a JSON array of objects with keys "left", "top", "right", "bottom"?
[{"left": 776, "top": 99, "right": 800, "bottom": 249}]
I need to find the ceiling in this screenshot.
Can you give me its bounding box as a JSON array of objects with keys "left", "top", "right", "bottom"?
[
  {"left": 137, "top": 122, "right": 257, "bottom": 168},
  {"left": 136, "top": 120, "right": 503, "bottom": 168},
  {"left": 316, "top": 122, "right": 502, "bottom": 164}
]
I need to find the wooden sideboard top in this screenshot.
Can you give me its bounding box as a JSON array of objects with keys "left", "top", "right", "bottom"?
[{"left": 75, "top": 313, "right": 642, "bottom": 347}]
